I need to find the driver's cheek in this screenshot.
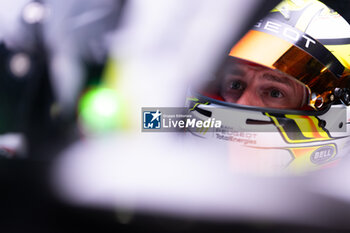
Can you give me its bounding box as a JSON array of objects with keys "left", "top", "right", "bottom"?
[{"left": 262, "top": 95, "right": 295, "bottom": 109}]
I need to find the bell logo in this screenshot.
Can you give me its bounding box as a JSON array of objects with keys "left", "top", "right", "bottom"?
[
  {"left": 143, "top": 110, "right": 162, "bottom": 129},
  {"left": 310, "top": 145, "right": 336, "bottom": 164}
]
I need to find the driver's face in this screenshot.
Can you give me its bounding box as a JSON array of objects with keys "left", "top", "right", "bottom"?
[{"left": 220, "top": 62, "right": 307, "bottom": 109}]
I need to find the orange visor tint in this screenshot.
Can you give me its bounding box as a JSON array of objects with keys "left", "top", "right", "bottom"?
[{"left": 229, "top": 30, "right": 341, "bottom": 110}]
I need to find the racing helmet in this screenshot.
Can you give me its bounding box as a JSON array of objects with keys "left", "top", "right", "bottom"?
[{"left": 186, "top": 0, "right": 350, "bottom": 174}]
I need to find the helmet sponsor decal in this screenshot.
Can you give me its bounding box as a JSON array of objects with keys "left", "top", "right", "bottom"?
[
  {"left": 310, "top": 145, "right": 336, "bottom": 164},
  {"left": 286, "top": 143, "right": 337, "bottom": 167}
]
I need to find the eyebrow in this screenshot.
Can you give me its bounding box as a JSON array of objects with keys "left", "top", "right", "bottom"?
[{"left": 261, "top": 73, "right": 293, "bottom": 87}]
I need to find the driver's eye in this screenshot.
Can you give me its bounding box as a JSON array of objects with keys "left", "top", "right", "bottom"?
[
  {"left": 230, "top": 80, "right": 244, "bottom": 90},
  {"left": 270, "top": 89, "right": 284, "bottom": 98}
]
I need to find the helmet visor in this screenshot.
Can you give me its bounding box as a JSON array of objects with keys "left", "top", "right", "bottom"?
[{"left": 227, "top": 29, "right": 341, "bottom": 110}]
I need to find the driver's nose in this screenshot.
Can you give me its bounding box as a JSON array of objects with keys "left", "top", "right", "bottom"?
[{"left": 236, "top": 87, "right": 263, "bottom": 107}]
